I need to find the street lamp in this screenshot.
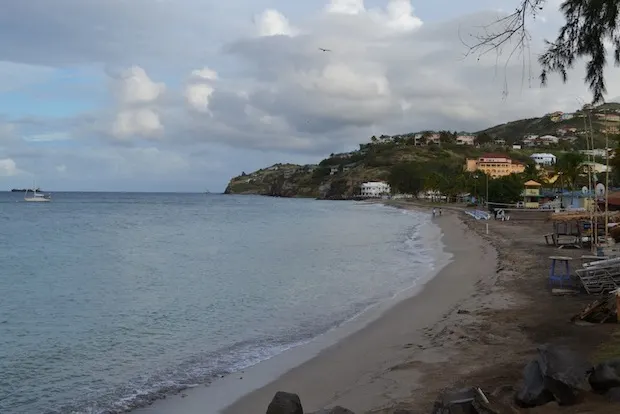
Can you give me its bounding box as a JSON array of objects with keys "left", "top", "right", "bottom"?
[{"left": 474, "top": 173, "right": 489, "bottom": 207}]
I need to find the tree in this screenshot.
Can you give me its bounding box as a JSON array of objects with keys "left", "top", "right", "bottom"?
[
  {"left": 464, "top": 0, "right": 620, "bottom": 103},
  {"left": 609, "top": 137, "right": 620, "bottom": 185},
  {"left": 388, "top": 163, "right": 424, "bottom": 195},
  {"left": 371, "top": 135, "right": 378, "bottom": 143},
  {"left": 488, "top": 174, "right": 524, "bottom": 204},
  {"left": 475, "top": 133, "right": 493, "bottom": 146},
  {"left": 523, "top": 161, "right": 539, "bottom": 181},
  {"left": 439, "top": 130, "right": 455, "bottom": 144},
  {"left": 555, "top": 152, "right": 585, "bottom": 191}
]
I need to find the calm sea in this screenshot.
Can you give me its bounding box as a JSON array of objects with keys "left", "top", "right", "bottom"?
[{"left": 0, "top": 193, "right": 443, "bottom": 413}]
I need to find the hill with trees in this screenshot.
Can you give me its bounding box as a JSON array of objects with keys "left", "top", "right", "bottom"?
[{"left": 225, "top": 104, "right": 620, "bottom": 201}]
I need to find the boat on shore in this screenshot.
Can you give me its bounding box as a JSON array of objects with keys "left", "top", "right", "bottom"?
[{"left": 24, "top": 188, "right": 51, "bottom": 202}]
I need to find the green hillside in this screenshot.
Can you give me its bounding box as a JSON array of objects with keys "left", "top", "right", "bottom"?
[{"left": 225, "top": 103, "right": 620, "bottom": 199}]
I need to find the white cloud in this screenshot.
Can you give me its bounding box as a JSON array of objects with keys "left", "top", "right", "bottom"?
[
  {"left": 255, "top": 9, "right": 298, "bottom": 37},
  {"left": 326, "top": 0, "right": 365, "bottom": 15},
  {"left": 0, "top": 158, "right": 19, "bottom": 176},
  {"left": 115, "top": 66, "right": 165, "bottom": 104},
  {"left": 190, "top": 67, "right": 218, "bottom": 81},
  {"left": 56, "top": 164, "right": 67, "bottom": 173},
  {"left": 382, "top": 0, "right": 423, "bottom": 32},
  {"left": 185, "top": 83, "right": 215, "bottom": 113},
  {"left": 185, "top": 66, "right": 218, "bottom": 113},
  {"left": 112, "top": 108, "right": 163, "bottom": 138},
  {"left": 109, "top": 66, "right": 165, "bottom": 139}
]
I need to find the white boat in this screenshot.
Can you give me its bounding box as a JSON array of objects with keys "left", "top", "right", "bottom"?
[{"left": 24, "top": 188, "right": 51, "bottom": 202}]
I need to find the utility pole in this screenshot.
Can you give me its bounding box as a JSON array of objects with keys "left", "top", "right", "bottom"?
[{"left": 486, "top": 173, "right": 489, "bottom": 210}]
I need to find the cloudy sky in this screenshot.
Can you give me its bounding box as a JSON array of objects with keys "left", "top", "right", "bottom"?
[{"left": 0, "top": 0, "right": 618, "bottom": 192}]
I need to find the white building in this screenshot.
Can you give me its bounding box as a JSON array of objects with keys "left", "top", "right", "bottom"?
[
  {"left": 539, "top": 135, "right": 559, "bottom": 144},
  {"left": 530, "top": 153, "right": 556, "bottom": 165},
  {"left": 360, "top": 181, "right": 391, "bottom": 197},
  {"left": 456, "top": 134, "right": 476, "bottom": 145}
]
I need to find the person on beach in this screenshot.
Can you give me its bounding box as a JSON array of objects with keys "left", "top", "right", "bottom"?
[
  {"left": 432, "top": 208, "right": 436, "bottom": 217},
  {"left": 439, "top": 208, "right": 442, "bottom": 216}
]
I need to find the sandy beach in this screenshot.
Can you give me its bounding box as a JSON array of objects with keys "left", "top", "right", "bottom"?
[{"left": 142, "top": 204, "right": 619, "bottom": 414}]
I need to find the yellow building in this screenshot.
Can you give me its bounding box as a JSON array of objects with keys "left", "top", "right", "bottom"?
[
  {"left": 523, "top": 180, "right": 542, "bottom": 208},
  {"left": 465, "top": 153, "right": 526, "bottom": 178}
]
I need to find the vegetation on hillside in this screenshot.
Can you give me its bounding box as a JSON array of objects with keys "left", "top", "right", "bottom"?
[{"left": 225, "top": 103, "right": 620, "bottom": 201}]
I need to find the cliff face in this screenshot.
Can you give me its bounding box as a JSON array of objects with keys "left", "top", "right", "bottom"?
[{"left": 224, "top": 162, "right": 392, "bottom": 199}]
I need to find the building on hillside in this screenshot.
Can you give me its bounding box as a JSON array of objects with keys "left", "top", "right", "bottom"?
[
  {"left": 329, "top": 166, "right": 339, "bottom": 175},
  {"left": 581, "top": 161, "right": 611, "bottom": 174},
  {"left": 561, "top": 113, "right": 574, "bottom": 121},
  {"left": 523, "top": 180, "right": 543, "bottom": 209},
  {"left": 580, "top": 149, "right": 609, "bottom": 158},
  {"left": 512, "top": 144, "right": 522, "bottom": 150},
  {"left": 413, "top": 133, "right": 424, "bottom": 145},
  {"left": 602, "top": 125, "right": 620, "bottom": 134},
  {"left": 494, "top": 138, "right": 507, "bottom": 146},
  {"left": 549, "top": 111, "right": 563, "bottom": 122},
  {"left": 522, "top": 135, "right": 538, "bottom": 147},
  {"left": 456, "top": 134, "right": 476, "bottom": 145},
  {"left": 596, "top": 113, "right": 620, "bottom": 122},
  {"left": 427, "top": 133, "right": 440, "bottom": 144},
  {"left": 464, "top": 153, "right": 526, "bottom": 178},
  {"left": 360, "top": 181, "right": 391, "bottom": 197},
  {"left": 539, "top": 135, "right": 559, "bottom": 145},
  {"left": 530, "top": 153, "right": 556, "bottom": 166}
]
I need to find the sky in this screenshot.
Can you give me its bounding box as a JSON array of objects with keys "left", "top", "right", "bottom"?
[{"left": 1, "top": 0, "right": 619, "bottom": 192}]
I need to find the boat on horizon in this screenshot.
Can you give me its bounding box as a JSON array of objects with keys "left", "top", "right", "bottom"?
[
  {"left": 12, "top": 188, "right": 40, "bottom": 192},
  {"left": 24, "top": 188, "right": 51, "bottom": 202}
]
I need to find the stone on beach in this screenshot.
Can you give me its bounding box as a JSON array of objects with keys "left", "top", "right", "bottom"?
[
  {"left": 589, "top": 359, "right": 620, "bottom": 393},
  {"left": 515, "top": 344, "right": 591, "bottom": 407},
  {"left": 266, "top": 391, "right": 303, "bottom": 414},
  {"left": 309, "top": 407, "right": 356, "bottom": 414}
]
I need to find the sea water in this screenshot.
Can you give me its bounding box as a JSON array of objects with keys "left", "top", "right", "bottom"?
[{"left": 0, "top": 193, "right": 443, "bottom": 413}]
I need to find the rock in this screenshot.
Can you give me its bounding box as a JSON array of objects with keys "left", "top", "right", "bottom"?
[
  {"left": 515, "top": 360, "right": 554, "bottom": 407},
  {"left": 605, "top": 387, "right": 620, "bottom": 402},
  {"left": 589, "top": 359, "right": 620, "bottom": 393},
  {"left": 266, "top": 392, "right": 303, "bottom": 414},
  {"left": 309, "top": 407, "right": 355, "bottom": 414},
  {"left": 515, "top": 344, "right": 591, "bottom": 407}
]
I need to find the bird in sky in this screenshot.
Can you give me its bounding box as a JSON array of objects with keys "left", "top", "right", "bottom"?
[{"left": 318, "top": 48, "right": 331, "bottom": 52}]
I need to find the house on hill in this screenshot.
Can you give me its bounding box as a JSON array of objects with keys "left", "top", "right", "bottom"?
[
  {"left": 456, "top": 134, "right": 476, "bottom": 145},
  {"left": 530, "top": 153, "right": 556, "bottom": 166},
  {"left": 465, "top": 153, "right": 525, "bottom": 178}
]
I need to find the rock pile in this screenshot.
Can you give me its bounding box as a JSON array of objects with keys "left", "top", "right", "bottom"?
[
  {"left": 515, "top": 344, "right": 591, "bottom": 407},
  {"left": 265, "top": 391, "right": 356, "bottom": 414}
]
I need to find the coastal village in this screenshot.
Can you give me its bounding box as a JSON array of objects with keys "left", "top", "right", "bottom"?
[
  {"left": 225, "top": 102, "right": 620, "bottom": 207},
  {"left": 229, "top": 103, "right": 620, "bottom": 414}
]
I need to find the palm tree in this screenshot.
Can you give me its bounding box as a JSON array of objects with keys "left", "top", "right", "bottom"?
[{"left": 555, "top": 152, "right": 585, "bottom": 206}]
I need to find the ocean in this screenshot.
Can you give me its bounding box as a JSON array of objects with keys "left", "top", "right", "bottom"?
[{"left": 0, "top": 193, "right": 444, "bottom": 413}]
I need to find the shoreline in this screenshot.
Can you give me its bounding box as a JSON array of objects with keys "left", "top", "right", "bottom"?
[{"left": 140, "top": 207, "right": 496, "bottom": 414}]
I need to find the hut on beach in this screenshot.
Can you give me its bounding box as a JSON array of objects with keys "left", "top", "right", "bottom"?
[{"left": 548, "top": 211, "right": 620, "bottom": 247}]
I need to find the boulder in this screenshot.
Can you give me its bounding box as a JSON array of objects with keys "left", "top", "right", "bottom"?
[
  {"left": 606, "top": 387, "right": 620, "bottom": 403},
  {"left": 309, "top": 407, "right": 355, "bottom": 414},
  {"left": 515, "top": 360, "right": 554, "bottom": 407},
  {"left": 515, "top": 344, "right": 591, "bottom": 407},
  {"left": 589, "top": 359, "right": 620, "bottom": 393},
  {"left": 266, "top": 391, "right": 303, "bottom": 414}
]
